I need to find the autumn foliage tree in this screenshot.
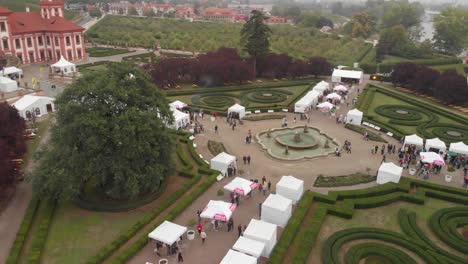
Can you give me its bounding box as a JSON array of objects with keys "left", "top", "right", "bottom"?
[
  {"left": 0, "top": 103, "right": 26, "bottom": 187},
  {"left": 391, "top": 62, "right": 419, "bottom": 87},
  {"left": 309, "top": 57, "right": 332, "bottom": 77},
  {"left": 433, "top": 71, "right": 468, "bottom": 105}
]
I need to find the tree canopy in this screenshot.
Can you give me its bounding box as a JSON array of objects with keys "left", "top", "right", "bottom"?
[
  {"left": 0, "top": 103, "right": 26, "bottom": 187},
  {"left": 377, "top": 25, "right": 425, "bottom": 59},
  {"left": 433, "top": 8, "right": 468, "bottom": 55},
  {"left": 31, "top": 63, "right": 174, "bottom": 200},
  {"left": 345, "top": 12, "right": 375, "bottom": 38}
]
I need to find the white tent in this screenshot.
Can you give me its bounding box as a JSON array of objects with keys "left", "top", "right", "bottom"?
[
  {"left": 210, "top": 152, "right": 236, "bottom": 175},
  {"left": 326, "top": 92, "right": 342, "bottom": 101},
  {"left": 331, "top": 69, "right": 364, "bottom": 84},
  {"left": 232, "top": 236, "right": 265, "bottom": 258},
  {"left": 261, "top": 194, "right": 292, "bottom": 228},
  {"left": 425, "top": 138, "right": 447, "bottom": 152},
  {"left": 0, "top": 77, "right": 18, "bottom": 92},
  {"left": 376, "top": 162, "right": 403, "bottom": 184},
  {"left": 333, "top": 84, "right": 348, "bottom": 92},
  {"left": 243, "top": 219, "right": 277, "bottom": 257},
  {"left": 12, "top": 94, "right": 55, "bottom": 119},
  {"left": 2, "top": 66, "right": 23, "bottom": 78},
  {"left": 403, "top": 134, "right": 424, "bottom": 148},
  {"left": 148, "top": 221, "right": 187, "bottom": 245},
  {"left": 449, "top": 142, "right": 468, "bottom": 156},
  {"left": 200, "top": 200, "right": 236, "bottom": 221},
  {"left": 169, "top": 100, "right": 187, "bottom": 110},
  {"left": 420, "top": 152, "right": 445, "bottom": 166},
  {"left": 276, "top": 175, "right": 304, "bottom": 204},
  {"left": 294, "top": 90, "right": 320, "bottom": 113},
  {"left": 220, "top": 249, "right": 257, "bottom": 264},
  {"left": 228, "top": 103, "right": 246, "bottom": 119},
  {"left": 317, "top": 101, "right": 335, "bottom": 111},
  {"left": 169, "top": 108, "right": 190, "bottom": 130},
  {"left": 224, "top": 177, "right": 258, "bottom": 196},
  {"left": 346, "top": 109, "right": 363, "bottom": 126},
  {"left": 51, "top": 55, "right": 76, "bottom": 75}
]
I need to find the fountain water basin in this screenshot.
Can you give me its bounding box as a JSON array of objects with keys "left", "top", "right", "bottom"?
[{"left": 256, "top": 126, "right": 339, "bottom": 161}]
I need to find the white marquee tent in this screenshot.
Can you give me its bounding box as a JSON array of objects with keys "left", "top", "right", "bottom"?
[
  {"left": 12, "top": 94, "right": 55, "bottom": 119},
  {"left": 220, "top": 249, "right": 257, "bottom": 264},
  {"left": 346, "top": 109, "right": 363, "bottom": 126},
  {"left": 2, "top": 66, "right": 23, "bottom": 78},
  {"left": 449, "top": 142, "right": 468, "bottom": 156},
  {"left": 51, "top": 56, "right": 76, "bottom": 75},
  {"left": 0, "top": 77, "right": 18, "bottom": 92},
  {"left": 420, "top": 152, "right": 445, "bottom": 166},
  {"left": 169, "top": 100, "right": 187, "bottom": 110},
  {"left": 403, "top": 134, "right": 424, "bottom": 148},
  {"left": 317, "top": 101, "right": 335, "bottom": 111},
  {"left": 200, "top": 200, "right": 236, "bottom": 221},
  {"left": 210, "top": 152, "right": 236, "bottom": 175},
  {"left": 261, "top": 194, "right": 292, "bottom": 228},
  {"left": 326, "top": 92, "right": 342, "bottom": 101},
  {"left": 333, "top": 84, "right": 348, "bottom": 92},
  {"left": 228, "top": 103, "right": 246, "bottom": 119},
  {"left": 232, "top": 236, "right": 265, "bottom": 258},
  {"left": 376, "top": 162, "right": 403, "bottom": 184},
  {"left": 224, "top": 177, "right": 258, "bottom": 196},
  {"left": 243, "top": 219, "right": 277, "bottom": 257},
  {"left": 169, "top": 109, "right": 190, "bottom": 130},
  {"left": 425, "top": 138, "right": 447, "bottom": 152},
  {"left": 331, "top": 69, "right": 364, "bottom": 84},
  {"left": 294, "top": 90, "right": 320, "bottom": 113},
  {"left": 276, "top": 175, "right": 304, "bottom": 204},
  {"left": 148, "top": 221, "right": 187, "bottom": 245}
]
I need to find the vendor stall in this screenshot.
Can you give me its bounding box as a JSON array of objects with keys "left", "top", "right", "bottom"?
[
  {"left": 276, "top": 175, "right": 304, "bottom": 204},
  {"left": 243, "top": 219, "right": 277, "bottom": 257},
  {"left": 345, "top": 109, "right": 363, "bottom": 126},
  {"left": 0, "top": 77, "right": 18, "bottom": 92},
  {"left": 50, "top": 56, "right": 76, "bottom": 75},
  {"left": 168, "top": 108, "right": 190, "bottom": 130},
  {"left": 420, "top": 152, "right": 445, "bottom": 165},
  {"left": 317, "top": 101, "right": 335, "bottom": 111},
  {"left": 425, "top": 138, "right": 447, "bottom": 153},
  {"left": 376, "top": 162, "right": 403, "bottom": 184},
  {"left": 232, "top": 236, "right": 265, "bottom": 258},
  {"left": 2, "top": 66, "right": 23, "bottom": 79},
  {"left": 220, "top": 249, "right": 257, "bottom": 264},
  {"left": 210, "top": 152, "right": 236, "bottom": 176},
  {"left": 403, "top": 134, "right": 424, "bottom": 149},
  {"left": 148, "top": 221, "right": 187, "bottom": 245},
  {"left": 228, "top": 103, "right": 246, "bottom": 119},
  {"left": 224, "top": 177, "right": 257, "bottom": 196},
  {"left": 261, "top": 194, "right": 293, "bottom": 228},
  {"left": 326, "top": 92, "right": 342, "bottom": 101},
  {"left": 449, "top": 142, "right": 468, "bottom": 156},
  {"left": 331, "top": 69, "right": 364, "bottom": 84},
  {"left": 200, "top": 200, "right": 236, "bottom": 221},
  {"left": 333, "top": 84, "right": 348, "bottom": 92},
  {"left": 169, "top": 100, "right": 187, "bottom": 110},
  {"left": 294, "top": 90, "right": 320, "bottom": 113}
]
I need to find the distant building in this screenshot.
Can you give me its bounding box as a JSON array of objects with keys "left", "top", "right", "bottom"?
[
  {"left": 0, "top": 0, "right": 86, "bottom": 65},
  {"left": 202, "top": 8, "right": 234, "bottom": 22},
  {"left": 266, "top": 16, "right": 289, "bottom": 24}
]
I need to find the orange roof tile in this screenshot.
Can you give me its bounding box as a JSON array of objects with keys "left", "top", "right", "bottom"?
[{"left": 9, "top": 12, "right": 83, "bottom": 34}]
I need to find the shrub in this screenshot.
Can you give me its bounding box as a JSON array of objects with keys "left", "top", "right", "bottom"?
[
  {"left": 207, "top": 140, "right": 227, "bottom": 156},
  {"left": 87, "top": 47, "right": 133, "bottom": 57},
  {"left": 26, "top": 200, "right": 57, "bottom": 264},
  {"left": 243, "top": 114, "right": 286, "bottom": 121},
  {"left": 314, "top": 173, "right": 376, "bottom": 187},
  {"left": 217, "top": 189, "right": 224, "bottom": 196}
]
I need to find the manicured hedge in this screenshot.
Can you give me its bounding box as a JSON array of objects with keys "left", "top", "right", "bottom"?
[
  {"left": 26, "top": 200, "right": 57, "bottom": 264},
  {"left": 314, "top": 173, "right": 376, "bottom": 187},
  {"left": 87, "top": 47, "right": 133, "bottom": 57},
  {"left": 243, "top": 114, "right": 286, "bottom": 121},
  {"left": 345, "top": 242, "right": 416, "bottom": 264},
  {"left": 5, "top": 198, "right": 40, "bottom": 264},
  {"left": 430, "top": 207, "right": 468, "bottom": 255},
  {"left": 207, "top": 140, "right": 226, "bottom": 156}
]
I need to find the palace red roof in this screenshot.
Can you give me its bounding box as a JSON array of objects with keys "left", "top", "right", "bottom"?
[
  {"left": 0, "top": 6, "right": 12, "bottom": 14},
  {"left": 8, "top": 12, "right": 83, "bottom": 34},
  {"left": 203, "top": 8, "right": 233, "bottom": 16}
]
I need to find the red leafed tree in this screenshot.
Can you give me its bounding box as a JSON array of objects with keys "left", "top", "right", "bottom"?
[
  {"left": 409, "top": 66, "right": 440, "bottom": 95},
  {"left": 0, "top": 102, "right": 26, "bottom": 186},
  {"left": 309, "top": 57, "right": 332, "bottom": 77},
  {"left": 433, "top": 70, "right": 468, "bottom": 105},
  {"left": 391, "top": 62, "right": 419, "bottom": 87},
  {"left": 288, "top": 60, "right": 310, "bottom": 78},
  {"left": 257, "top": 53, "right": 292, "bottom": 79}
]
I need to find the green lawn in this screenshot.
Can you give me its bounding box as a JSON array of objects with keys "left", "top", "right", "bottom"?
[
  {"left": 41, "top": 202, "right": 147, "bottom": 264},
  {"left": 21, "top": 117, "right": 51, "bottom": 169},
  {"left": 85, "top": 15, "right": 370, "bottom": 65},
  {"left": 86, "top": 47, "right": 134, "bottom": 57}
]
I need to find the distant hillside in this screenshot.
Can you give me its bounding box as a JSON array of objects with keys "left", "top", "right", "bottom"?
[{"left": 0, "top": 0, "right": 77, "bottom": 20}]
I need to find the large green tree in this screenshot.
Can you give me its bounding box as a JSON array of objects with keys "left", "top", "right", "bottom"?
[
  {"left": 433, "top": 8, "right": 468, "bottom": 55},
  {"left": 347, "top": 12, "right": 374, "bottom": 38},
  {"left": 241, "top": 10, "right": 272, "bottom": 77},
  {"left": 31, "top": 63, "right": 174, "bottom": 199}
]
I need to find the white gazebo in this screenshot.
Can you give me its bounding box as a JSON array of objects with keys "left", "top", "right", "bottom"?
[
  {"left": 261, "top": 194, "right": 292, "bottom": 228},
  {"left": 200, "top": 200, "right": 236, "bottom": 221},
  {"left": 425, "top": 138, "right": 447, "bottom": 152},
  {"left": 220, "top": 249, "right": 257, "bottom": 264},
  {"left": 167, "top": 108, "right": 190, "bottom": 130},
  {"left": 420, "top": 152, "right": 445, "bottom": 166},
  {"left": 210, "top": 152, "right": 236, "bottom": 175},
  {"left": 346, "top": 109, "right": 363, "bottom": 126},
  {"left": 403, "top": 134, "right": 424, "bottom": 149},
  {"left": 449, "top": 142, "right": 468, "bottom": 156},
  {"left": 148, "top": 221, "right": 187, "bottom": 245},
  {"left": 376, "top": 162, "right": 403, "bottom": 184},
  {"left": 317, "top": 101, "right": 335, "bottom": 111},
  {"left": 12, "top": 94, "right": 55, "bottom": 119},
  {"left": 276, "top": 175, "right": 304, "bottom": 204},
  {"left": 2, "top": 66, "right": 23, "bottom": 78},
  {"left": 294, "top": 90, "right": 320, "bottom": 113},
  {"left": 331, "top": 69, "right": 364, "bottom": 84},
  {"left": 0, "top": 77, "right": 18, "bottom": 92},
  {"left": 333, "top": 84, "right": 348, "bottom": 92},
  {"left": 228, "top": 103, "right": 246, "bottom": 119},
  {"left": 243, "top": 219, "right": 277, "bottom": 257},
  {"left": 224, "top": 177, "right": 258, "bottom": 196},
  {"left": 232, "top": 236, "right": 265, "bottom": 258},
  {"left": 326, "top": 92, "right": 342, "bottom": 101},
  {"left": 50, "top": 56, "right": 76, "bottom": 75},
  {"left": 169, "top": 100, "right": 187, "bottom": 110}
]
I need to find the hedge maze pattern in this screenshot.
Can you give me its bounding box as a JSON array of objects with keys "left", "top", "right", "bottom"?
[
  {"left": 269, "top": 177, "right": 468, "bottom": 264},
  {"left": 356, "top": 85, "right": 468, "bottom": 143}
]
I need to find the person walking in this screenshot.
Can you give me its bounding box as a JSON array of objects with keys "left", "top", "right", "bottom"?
[
  {"left": 463, "top": 175, "right": 468, "bottom": 188},
  {"left": 259, "top": 203, "right": 262, "bottom": 217},
  {"left": 247, "top": 155, "right": 251, "bottom": 165},
  {"left": 262, "top": 176, "right": 266, "bottom": 185},
  {"left": 382, "top": 154, "right": 386, "bottom": 163},
  {"left": 200, "top": 231, "right": 207, "bottom": 244},
  {"left": 197, "top": 223, "right": 203, "bottom": 235},
  {"left": 178, "top": 252, "right": 184, "bottom": 263},
  {"left": 267, "top": 180, "right": 272, "bottom": 191},
  {"left": 243, "top": 156, "right": 247, "bottom": 165},
  {"left": 238, "top": 224, "right": 242, "bottom": 237},
  {"left": 214, "top": 125, "right": 218, "bottom": 134},
  {"left": 258, "top": 183, "right": 263, "bottom": 194}
]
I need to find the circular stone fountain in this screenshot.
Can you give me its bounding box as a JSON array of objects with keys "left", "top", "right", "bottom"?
[
  {"left": 256, "top": 126, "right": 339, "bottom": 160},
  {"left": 446, "top": 131, "right": 463, "bottom": 138},
  {"left": 395, "top": 110, "right": 409, "bottom": 115}
]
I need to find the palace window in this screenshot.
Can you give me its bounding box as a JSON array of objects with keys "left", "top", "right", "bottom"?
[
  {"left": 27, "top": 37, "right": 32, "bottom": 47},
  {"left": 38, "top": 36, "right": 43, "bottom": 46},
  {"left": 66, "top": 36, "right": 70, "bottom": 46},
  {"left": 54, "top": 37, "right": 59, "bottom": 46},
  {"left": 15, "top": 39, "right": 20, "bottom": 49},
  {"left": 67, "top": 50, "right": 72, "bottom": 59},
  {"left": 2, "top": 39, "right": 8, "bottom": 49},
  {"left": 77, "top": 49, "right": 82, "bottom": 59},
  {"left": 75, "top": 35, "right": 80, "bottom": 44},
  {"left": 0, "top": 22, "right": 5, "bottom": 32},
  {"left": 46, "top": 36, "right": 50, "bottom": 45}
]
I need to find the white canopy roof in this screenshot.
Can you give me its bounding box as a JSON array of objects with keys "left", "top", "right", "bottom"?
[
  {"left": 51, "top": 55, "right": 75, "bottom": 68},
  {"left": 0, "top": 76, "right": 15, "bottom": 84},
  {"left": 332, "top": 69, "right": 363, "bottom": 79},
  {"left": 2, "top": 66, "right": 23, "bottom": 76},
  {"left": 0, "top": 76, "right": 18, "bottom": 92},
  {"left": 148, "top": 221, "right": 187, "bottom": 245},
  {"left": 220, "top": 249, "right": 257, "bottom": 264},
  {"left": 420, "top": 152, "right": 445, "bottom": 165},
  {"left": 169, "top": 100, "right": 187, "bottom": 109},
  {"left": 425, "top": 138, "right": 446, "bottom": 152},
  {"left": 333, "top": 84, "right": 348, "bottom": 92},
  {"left": 263, "top": 194, "right": 292, "bottom": 212},
  {"left": 232, "top": 236, "right": 265, "bottom": 258},
  {"left": 295, "top": 90, "right": 320, "bottom": 112},
  {"left": 404, "top": 134, "right": 424, "bottom": 147},
  {"left": 346, "top": 108, "right": 363, "bottom": 126},
  {"left": 449, "top": 142, "right": 468, "bottom": 155},
  {"left": 229, "top": 103, "right": 244, "bottom": 112},
  {"left": 173, "top": 108, "right": 189, "bottom": 120},
  {"left": 276, "top": 176, "right": 304, "bottom": 203},
  {"left": 317, "top": 101, "right": 335, "bottom": 110},
  {"left": 12, "top": 95, "right": 54, "bottom": 111},
  {"left": 326, "top": 92, "right": 342, "bottom": 100},
  {"left": 347, "top": 108, "right": 363, "bottom": 117},
  {"left": 210, "top": 152, "right": 236, "bottom": 174},
  {"left": 261, "top": 194, "right": 293, "bottom": 227},
  {"left": 243, "top": 219, "right": 277, "bottom": 257},
  {"left": 376, "top": 162, "right": 403, "bottom": 184},
  {"left": 224, "top": 177, "right": 258, "bottom": 196},
  {"left": 200, "top": 200, "right": 236, "bottom": 221}
]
